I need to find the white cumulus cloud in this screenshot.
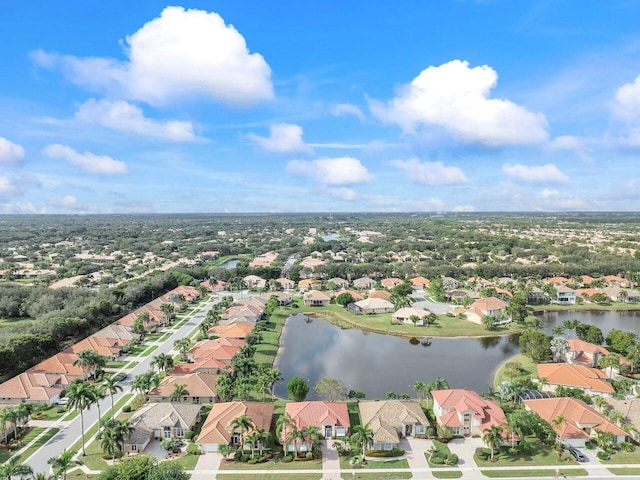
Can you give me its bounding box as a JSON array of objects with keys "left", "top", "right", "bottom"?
[
  {"left": 538, "top": 188, "right": 585, "bottom": 209},
  {"left": 370, "top": 59, "right": 549, "bottom": 146},
  {"left": 32, "top": 6, "right": 273, "bottom": 106},
  {"left": 391, "top": 158, "right": 469, "bottom": 185},
  {"left": 331, "top": 103, "right": 365, "bottom": 121},
  {"left": 247, "top": 124, "right": 312, "bottom": 153},
  {"left": 0, "top": 137, "right": 25, "bottom": 164},
  {"left": 323, "top": 187, "right": 357, "bottom": 201},
  {"left": 286, "top": 157, "right": 373, "bottom": 185},
  {"left": 75, "top": 99, "right": 196, "bottom": 141},
  {"left": 613, "top": 74, "right": 640, "bottom": 121},
  {"left": 42, "top": 144, "right": 127, "bottom": 175},
  {"left": 49, "top": 195, "right": 78, "bottom": 208},
  {"left": 502, "top": 163, "right": 569, "bottom": 183}
]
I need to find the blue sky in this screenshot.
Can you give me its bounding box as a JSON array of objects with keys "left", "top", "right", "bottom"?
[{"left": 2, "top": 1, "right": 640, "bottom": 213}]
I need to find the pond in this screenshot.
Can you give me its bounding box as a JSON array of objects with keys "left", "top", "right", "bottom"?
[
  {"left": 274, "top": 314, "right": 520, "bottom": 399},
  {"left": 321, "top": 233, "right": 339, "bottom": 241},
  {"left": 218, "top": 259, "right": 240, "bottom": 269},
  {"left": 275, "top": 309, "right": 640, "bottom": 400},
  {"left": 537, "top": 309, "right": 640, "bottom": 337}
]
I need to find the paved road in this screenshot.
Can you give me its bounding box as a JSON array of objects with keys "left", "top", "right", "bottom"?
[{"left": 27, "top": 296, "right": 218, "bottom": 475}]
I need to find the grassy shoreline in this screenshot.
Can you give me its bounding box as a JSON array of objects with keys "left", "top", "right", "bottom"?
[{"left": 533, "top": 302, "right": 640, "bottom": 312}]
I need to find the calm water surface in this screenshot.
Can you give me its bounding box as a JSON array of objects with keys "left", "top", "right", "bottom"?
[
  {"left": 275, "top": 309, "right": 640, "bottom": 400},
  {"left": 274, "top": 314, "right": 520, "bottom": 399},
  {"left": 219, "top": 259, "right": 240, "bottom": 269}
]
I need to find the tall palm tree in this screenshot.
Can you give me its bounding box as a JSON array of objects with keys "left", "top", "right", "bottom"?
[
  {"left": 102, "top": 375, "right": 123, "bottom": 419},
  {"left": 483, "top": 424, "right": 504, "bottom": 460},
  {"left": 413, "top": 381, "right": 428, "bottom": 400},
  {"left": 256, "top": 428, "right": 269, "bottom": 456},
  {"left": 0, "top": 409, "right": 8, "bottom": 444},
  {"left": 302, "top": 425, "right": 319, "bottom": 452},
  {"left": 551, "top": 415, "right": 566, "bottom": 447},
  {"left": 0, "top": 456, "right": 31, "bottom": 480},
  {"left": 562, "top": 318, "right": 580, "bottom": 339},
  {"left": 276, "top": 412, "right": 295, "bottom": 455},
  {"left": 244, "top": 431, "right": 259, "bottom": 458},
  {"left": 267, "top": 369, "right": 284, "bottom": 398},
  {"left": 607, "top": 409, "right": 625, "bottom": 426},
  {"left": 47, "top": 449, "right": 76, "bottom": 480},
  {"left": 231, "top": 414, "right": 254, "bottom": 451},
  {"left": 350, "top": 423, "right": 374, "bottom": 462},
  {"left": 90, "top": 382, "right": 107, "bottom": 435},
  {"left": 151, "top": 353, "right": 174, "bottom": 373},
  {"left": 160, "top": 303, "right": 175, "bottom": 326},
  {"left": 66, "top": 381, "right": 96, "bottom": 456},
  {"left": 173, "top": 338, "right": 192, "bottom": 362},
  {"left": 11, "top": 403, "right": 28, "bottom": 438},
  {"left": 170, "top": 384, "right": 190, "bottom": 402},
  {"left": 99, "top": 426, "right": 120, "bottom": 461},
  {"left": 592, "top": 395, "right": 608, "bottom": 414}
]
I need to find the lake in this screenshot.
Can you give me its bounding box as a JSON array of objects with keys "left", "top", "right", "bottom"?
[
  {"left": 218, "top": 259, "right": 240, "bottom": 269},
  {"left": 275, "top": 309, "right": 640, "bottom": 400}
]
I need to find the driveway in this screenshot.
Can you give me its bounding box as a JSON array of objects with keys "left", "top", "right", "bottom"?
[
  {"left": 446, "top": 437, "right": 483, "bottom": 477},
  {"left": 190, "top": 451, "right": 223, "bottom": 480},
  {"left": 321, "top": 439, "right": 341, "bottom": 480},
  {"left": 403, "top": 437, "right": 433, "bottom": 479}
]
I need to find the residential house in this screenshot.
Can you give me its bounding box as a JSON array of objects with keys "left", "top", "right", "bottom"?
[
  {"left": 526, "top": 287, "right": 546, "bottom": 304},
  {"left": 68, "top": 336, "right": 124, "bottom": 361},
  {"left": 275, "top": 278, "right": 295, "bottom": 290},
  {"left": 603, "top": 286, "right": 640, "bottom": 303},
  {"left": 545, "top": 276, "right": 570, "bottom": 286},
  {"left": 471, "top": 297, "right": 508, "bottom": 319},
  {"left": 207, "top": 323, "right": 254, "bottom": 340},
  {"left": 260, "top": 292, "right": 293, "bottom": 305},
  {"left": 358, "top": 400, "right": 429, "bottom": 450},
  {"left": 124, "top": 403, "right": 201, "bottom": 454},
  {"left": 447, "top": 289, "right": 479, "bottom": 304},
  {"left": 249, "top": 251, "right": 278, "bottom": 268},
  {"left": 566, "top": 339, "right": 631, "bottom": 372},
  {"left": 243, "top": 275, "right": 266, "bottom": 290},
  {"left": 148, "top": 372, "right": 218, "bottom": 404},
  {"left": 283, "top": 401, "right": 350, "bottom": 451},
  {"left": 524, "top": 397, "right": 626, "bottom": 447},
  {"left": 197, "top": 401, "right": 274, "bottom": 452},
  {"left": 381, "top": 278, "right": 404, "bottom": 290},
  {"left": 92, "top": 324, "right": 140, "bottom": 344},
  {"left": 0, "top": 372, "right": 68, "bottom": 404},
  {"left": 368, "top": 290, "right": 392, "bottom": 300},
  {"left": 410, "top": 276, "right": 430, "bottom": 289},
  {"left": 432, "top": 389, "right": 509, "bottom": 438},
  {"left": 351, "top": 298, "right": 394, "bottom": 315},
  {"left": 328, "top": 277, "right": 349, "bottom": 290},
  {"left": 392, "top": 307, "right": 429, "bottom": 325},
  {"left": 222, "top": 305, "right": 262, "bottom": 323},
  {"left": 303, "top": 290, "right": 331, "bottom": 307},
  {"left": 339, "top": 290, "right": 364, "bottom": 302},
  {"left": 537, "top": 364, "right": 614, "bottom": 396},
  {"left": 353, "top": 277, "right": 376, "bottom": 290},
  {"left": 442, "top": 277, "right": 460, "bottom": 290},
  {"left": 555, "top": 286, "right": 577, "bottom": 305},
  {"left": 604, "top": 275, "right": 632, "bottom": 288},
  {"left": 298, "top": 279, "right": 320, "bottom": 292},
  {"left": 201, "top": 279, "right": 227, "bottom": 292},
  {"left": 28, "top": 352, "right": 91, "bottom": 380}
]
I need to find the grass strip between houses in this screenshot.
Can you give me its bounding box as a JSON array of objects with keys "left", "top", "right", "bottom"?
[
  {"left": 608, "top": 467, "right": 640, "bottom": 475},
  {"left": 219, "top": 458, "right": 323, "bottom": 471},
  {"left": 16, "top": 427, "right": 59, "bottom": 464},
  {"left": 341, "top": 473, "right": 412, "bottom": 480},
  {"left": 431, "top": 471, "right": 463, "bottom": 479},
  {"left": 216, "top": 474, "right": 322, "bottom": 480}
]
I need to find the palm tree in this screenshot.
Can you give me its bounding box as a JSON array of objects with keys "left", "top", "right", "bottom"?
[
  {"left": 11, "top": 403, "right": 28, "bottom": 438},
  {"left": 302, "top": 425, "right": 319, "bottom": 453},
  {"left": 276, "top": 413, "right": 295, "bottom": 455},
  {"left": 256, "top": 428, "right": 269, "bottom": 456},
  {"left": 103, "top": 375, "right": 123, "bottom": 419},
  {"left": 170, "top": 384, "right": 190, "bottom": 402},
  {"left": 244, "top": 431, "right": 259, "bottom": 458},
  {"left": 351, "top": 423, "right": 374, "bottom": 462},
  {"left": 89, "top": 382, "right": 107, "bottom": 435},
  {"left": 138, "top": 311, "right": 152, "bottom": 332},
  {"left": 592, "top": 395, "right": 608, "bottom": 414},
  {"left": 266, "top": 369, "right": 284, "bottom": 398},
  {"left": 218, "top": 443, "right": 233, "bottom": 459},
  {"left": 482, "top": 315, "right": 497, "bottom": 330},
  {"left": 562, "top": 318, "right": 580, "bottom": 338},
  {"left": 390, "top": 294, "right": 412, "bottom": 310},
  {"left": 551, "top": 415, "right": 566, "bottom": 448},
  {"left": 607, "top": 409, "right": 624, "bottom": 426},
  {"left": 231, "top": 414, "right": 254, "bottom": 451},
  {"left": 66, "top": 381, "right": 96, "bottom": 455},
  {"left": 483, "top": 424, "right": 504, "bottom": 460},
  {"left": 100, "top": 419, "right": 133, "bottom": 460},
  {"left": 47, "top": 448, "right": 75, "bottom": 480},
  {"left": 0, "top": 409, "right": 8, "bottom": 444},
  {"left": 160, "top": 303, "right": 175, "bottom": 326},
  {"left": 599, "top": 353, "right": 622, "bottom": 378},
  {"left": 432, "top": 377, "right": 450, "bottom": 390},
  {"left": 174, "top": 338, "right": 192, "bottom": 362},
  {"left": 0, "top": 456, "right": 32, "bottom": 480},
  {"left": 413, "top": 381, "right": 428, "bottom": 401},
  {"left": 151, "top": 353, "right": 174, "bottom": 373}
]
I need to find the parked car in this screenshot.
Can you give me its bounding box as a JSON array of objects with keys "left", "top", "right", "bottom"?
[
  {"left": 55, "top": 397, "right": 69, "bottom": 406},
  {"left": 115, "top": 373, "right": 127, "bottom": 382},
  {"left": 567, "top": 447, "right": 587, "bottom": 462}
]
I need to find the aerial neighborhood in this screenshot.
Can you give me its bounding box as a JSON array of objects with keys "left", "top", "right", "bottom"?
[{"left": 1, "top": 214, "right": 640, "bottom": 479}]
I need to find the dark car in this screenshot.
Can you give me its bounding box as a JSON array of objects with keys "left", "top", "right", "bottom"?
[
  {"left": 115, "top": 373, "right": 128, "bottom": 382},
  {"left": 567, "top": 447, "right": 587, "bottom": 462}
]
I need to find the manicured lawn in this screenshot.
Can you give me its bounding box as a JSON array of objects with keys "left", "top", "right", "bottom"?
[
  {"left": 481, "top": 468, "right": 587, "bottom": 477},
  {"left": 494, "top": 354, "right": 538, "bottom": 387},
  {"left": 341, "top": 473, "right": 412, "bottom": 480},
  {"left": 474, "top": 437, "right": 577, "bottom": 467},
  {"left": 426, "top": 440, "right": 458, "bottom": 468},
  {"left": 145, "top": 332, "right": 163, "bottom": 341},
  {"left": 125, "top": 361, "right": 139, "bottom": 369},
  {"left": 533, "top": 302, "right": 640, "bottom": 312},
  {"left": 253, "top": 307, "right": 290, "bottom": 367},
  {"left": 609, "top": 467, "right": 640, "bottom": 475},
  {"left": 106, "top": 361, "right": 129, "bottom": 369},
  {"left": 602, "top": 448, "right": 640, "bottom": 464},
  {"left": 339, "top": 456, "right": 408, "bottom": 469},
  {"left": 217, "top": 475, "right": 321, "bottom": 480},
  {"left": 432, "top": 471, "right": 463, "bottom": 479},
  {"left": 165, "top": 452, "right": 199, "bottom": 470},
  {"left": 30, "top": 405, "right": 67, "bottom": 421},
  {"left": 139, "top": 344, "right": 159, "bottom": 356},
  {"left": 220, "top": 458, "right": 322, "bottom": 470},
  {"left": 80, "top": 438, "right": 109, "bottom": 471},
  {"left": 307, "top": 304, "right": 524, "bottom": 338}
]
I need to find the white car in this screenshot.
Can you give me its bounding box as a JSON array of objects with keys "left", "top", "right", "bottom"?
[{"left": 55, "top": 397, "right": 69, "bottom": 406}]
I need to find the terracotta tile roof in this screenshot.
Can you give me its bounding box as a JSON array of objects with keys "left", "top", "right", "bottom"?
[
  {"left": 149, "top": 372, "right": 218, "bottom": 399},
  {"left": 207, "top": 323, "right": 254, "bottom": 339},
  {"left": 197, "top": 402, "right": 274, "bottom": 445},
  {"left": 284, "top": 401, "right": 350, "bottom": 435},
  {"left": 538, "top": 364, "right": 614, "bottom": 393},
  {"left": 568, "top": 339, "right": 609, "bottom": 356},
  {"left": 367, "top": 290, "right": 392, "bottom": 300},
  {"left": 433, "top": 389, "right": 509, "bottom": 436},
  {"left": 188, "top": 342, "right": 242, "bottom": 362},
  {"left": 69, "top": 336, "right": 123, "bottom": 357},
  {"left": 471, "top": 297, "right": 507, "bottom": 313},
  {"left": 524, "top": 397, "right": 626, "bottom": 440},
  {"left": 28, "top": 352, "right": 85, "bottom": 376},
  {"left": 410, "top": 276, "right": 430, "bottom": 287},
  {"left": 340, "top": 290, "right": 363, "bottom": 301},
  {"left": 303, "top": 290, "right": 331, "bottom": 302},
  {"left": 381, "top": 278, "right": 403, "bottom": 289},
  {"left": 0, "top": 372, "right": 67, "bottom": 402}
]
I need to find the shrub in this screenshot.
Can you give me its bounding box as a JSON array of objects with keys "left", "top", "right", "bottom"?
[
  {"left": 518, "top": 441, "right": 533, "bottom": 455},
  {"left": 305, "top": 452, "right": 313, "bottom": 459},
  {"left": 247, "top": 458, "right": 258, "bottom": 464},
  {"left": 596, "top": 451, "right": 610, "bottom": 461},
  {"left": 186, "top": 443, "right": 201, "bottom": 455},
  {"left": 185, "top": 430, "right": 195, "bottom": 441},
  {"left": 280, "top": 455, "right": 293, "bottom": 463},
  {"left": 446, "top": 453, "right": 459, "bottom": 465},
  {"left": 508, "top": 447, "right": 518, "bottom": 455},
  {"left": 366, "top": 448, "right": 405, "bottom": 457},
  {"left": 427, "top": 427, "right": 436, "bottom": 437},
  {"left": 621, "top": 441, "right": 635, "bottom": 452},
  {"left": 585, "top": 440, "right": 597, "bottom": 449},
  {"left": 122, "top": 405, "right": 132, "bottom": 413},
  {"left": 430, "top": 455, "right": 445, "bottom": 465},
  {"left": 241, "top": 454, "right": 251, "bottom": 463}
]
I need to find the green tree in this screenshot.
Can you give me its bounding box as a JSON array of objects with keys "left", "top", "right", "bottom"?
[
  {"left": 287, "top": 376, "right": 309, "bottom": 402},
  {"left": 506, "top": 293, "right": 528, "bottom": 323},
  {"left": 335, "top": 292, "right": 354, "bottom": 307},
  {"left": 173, "top": 338, "right": 192, "bottom": 362},
  {"left": 0, "top": 456, "right": 32, "bottom": 480},
  {"left": 606, "top": 329, "right": 638, "bottom": 354},
  {"left": 482, "top": 315, "right": 497, "bottom": 330},
  {"left": 413, "top": 381, "right": 428, "bottom": 400},
  {"left": 576, "top": 324, "right": 604, "bottom": 345},
  {"left": 66, "top": 381, "right": 96, "bottom": 456},
  {"left": 550, "top": 336, "right": 569, "bottom": 362},
  {"left": 483, "top": 424, "right": 504, "bottom": 460},
  {"left": 313, "top": 377, "right": 348, "bottom": 402},
  {"left": 429, "top": 278, "right": 446, "bottom": 302},
  {"left": 562, "top": 319, "right": 580, "bottom": 339},
  {"left": 170, "top": 384, "right": 190, "bottom": 402},
  {"left": 351, "top": 423, "right": 374, "bottom": 462},
  {"left": 151, "top": 353, "right": 174, "bottom": 373},
  {"left": 103, "top": 375, "right": 123, "bottom": 419},
  {"left": 231, "top": 414, "right": 254, "bottom": 451},
  {"left": 519, "top": 330, "right": 552, "bottom": 363},
  {"left": 599, "top": 353, "right": 622, "bottom": 378}
]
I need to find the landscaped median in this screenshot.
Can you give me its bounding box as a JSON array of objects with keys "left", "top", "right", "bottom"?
[
  {"left": 474, "top": 436, "right": 577, "bottom": 468},
  {"left": 218, "top": 457, "right": 322, "bottom": 471},
  {"left": 480, "top": 468, "right": 588, "bottom": 477},
  {"left": 216, "top": 475, "right": 322, "bottom": 480}
]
